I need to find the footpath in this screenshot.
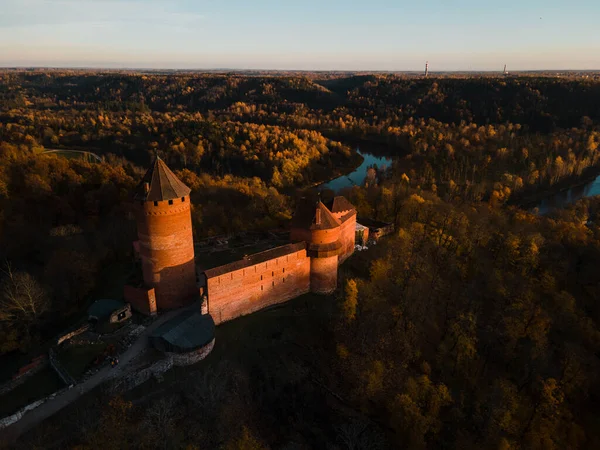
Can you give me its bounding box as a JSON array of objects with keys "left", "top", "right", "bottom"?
[{"left": 0, "top": 304, "right": 197, "bottom": 444}]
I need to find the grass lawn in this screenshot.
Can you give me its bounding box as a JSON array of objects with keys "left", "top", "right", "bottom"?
[
  {"left": 57, "top": 343, "right": 109, "bottom": 381},
  {"left": 14, "top": 291, "right": 349, "bottom": 448},
  {"left": 0, "top": 367, "right": 63, "bottom": 418},
  {"left": 126, "top": 291, "right": 337, "bottom": 398},
  {"left": 0, "top": 262, "right": 132, "bottom": 386}
]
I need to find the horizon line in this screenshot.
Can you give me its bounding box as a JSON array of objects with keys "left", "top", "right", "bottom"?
[{"left": 1, "top": 66, "right": 600, "bottom": 73}]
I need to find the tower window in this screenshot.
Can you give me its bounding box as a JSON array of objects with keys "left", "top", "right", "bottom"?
[
  {"left": 260, "top": 275, "right": 263, "bottom": 280},
  {"left": 181, "top": 197, "right": 185, "bottom": 202},
  {"left": 283, "top": 268, "right": 285, "bottom": 273},
  {"left": 272, "top": 271, "right": 274, "bottom": 277},
  {"left": 261, "top": 285, "right": 263, "bottom": 291},
  {"left": 272, "top": 281, "right": 274, "bottom": 287},
  {"left": 154, "top": 201, "right": 158, "bottom": 207},
  {"left": 168, "top": 199, "right": 173, "bottom": 205},
  {"left": 283, "top": 277, "right": 285, "bottom": 283}
]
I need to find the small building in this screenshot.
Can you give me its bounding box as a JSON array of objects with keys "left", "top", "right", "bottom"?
[
  {"left": 355, "top": 222, "right": 369, "bottom": 246},
  {"left": 149, "top": 310, "right": 215, "bottom": 366},
  {"left": 357, "top": 218, "right": 395, "bottom": 241},
  {"left": 87, "top": 299, "right": 132, "bottom": 325}
]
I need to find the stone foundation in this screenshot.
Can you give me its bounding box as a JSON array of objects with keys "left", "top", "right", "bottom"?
[{"left": 169, "top": 338, "right": 215, "bottom": 366}]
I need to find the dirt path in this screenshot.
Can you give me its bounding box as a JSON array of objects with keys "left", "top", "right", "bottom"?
[{"left": 0, "top": 304, "right": 198, "bottom": 443}]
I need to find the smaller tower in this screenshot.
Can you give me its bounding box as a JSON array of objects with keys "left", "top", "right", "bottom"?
[
  {"left": 503, "top": 64, "right": 509, "bottom": 76},
  {"left": 291, "top": 200, "right": 343, "bottom": 294},
  {"left": 425, "top": 61, "right": 429, "bottom": 78}
]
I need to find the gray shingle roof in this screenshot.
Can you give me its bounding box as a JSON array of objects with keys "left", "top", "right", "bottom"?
[
  {"left": 87, "top": 299, "right": 125, "bottom": 320},
  {"left": 135, "top": 157, "right": 191, "bottom": 202},
  {"left": 150, "top": 310, "right": 215, "bottom": 352}
]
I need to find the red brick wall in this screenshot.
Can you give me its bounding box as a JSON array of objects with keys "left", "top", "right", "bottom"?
[
  {"left": 310, "top": 226, "right": 340, "bottom": 246},
  {"left": 310, "top": 255, "right": 339, "bottom": 294},
  {"left": 206, "top": 248, "right": 310, "bottom": 324},
  {"left": 308, "top": 225, "right": 341, "bottom": 293},
  {"left": 124, "top": 285, "right": 157, "bottom": 316},
  {"left": 338, "top": 213, "right": 356, "bottom": 263},
  {"left": 136, "top": 195, "right": 197, "bottom": 310}
]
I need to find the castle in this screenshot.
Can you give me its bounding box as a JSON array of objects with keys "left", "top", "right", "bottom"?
[{"left": 125, "top": 157, "right": 357, "bottom": 325}]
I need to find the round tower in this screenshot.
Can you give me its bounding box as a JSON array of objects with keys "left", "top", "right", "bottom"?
[
  {"left": 291, "top": 200, "right": 342, "bottom": 294},
  {"left": 134, "top": 157, "right": 197, "bottom": 310}
]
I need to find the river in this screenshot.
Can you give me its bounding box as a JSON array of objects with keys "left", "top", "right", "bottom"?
[
  {"left": 318, "top": 145, "right": 600, "bottom": 212},
  {"left": 535, "top": 174, "right": 600, "bottom": 214},
  {"left": 318, "top": 148, "right": 393, "bottom": 192}
]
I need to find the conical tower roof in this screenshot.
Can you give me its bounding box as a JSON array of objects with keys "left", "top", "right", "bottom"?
[
  {"left": 292, "top": 199, "right": 341, "bottom": 231},
  {"left": 135, "top": 157, "right": 191, "bottom": 202}
]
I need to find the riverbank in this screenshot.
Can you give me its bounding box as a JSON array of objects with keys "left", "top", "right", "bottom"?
[
  {"left": 295, "top": 148, "right": 364, "bottom": 192},
  {"left": 320, "top": 130, "right": 411, "bottom": 157},
  {"left": 512, "top": 165, "right": 600, "bottom": 210}
]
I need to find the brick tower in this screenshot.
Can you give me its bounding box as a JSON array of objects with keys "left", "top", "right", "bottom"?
[
  {"left": 291, "top": 200, "right": 342, "bottom": 294},
  {"left": 134, "top": 157, "right": 197, "bottom": 310},
  {"left": 326, "top": 196, "right": 357, "bottom": 263}
]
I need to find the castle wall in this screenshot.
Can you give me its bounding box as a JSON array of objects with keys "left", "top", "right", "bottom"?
[
  {"left": 306, "top": 222, "right": 341, "bottom": 294},
  {"left": 124, "top": 285, "right": 157, "bottom": 316},
  {"left": 206, "top": 248, "right": 310, "bottom": 324},
  {"left": 169, "top": 339, "right": 215, "bottom": 366},
  {"left": 137, "top": 196, "right": 197, "bottom": 310},
  {"left": 310, "top": 256, "right": 339, "bottom": 294},
  {"left": 338, "top": 213, "right": 357, "bottom": 263},
  {"left": 310, "top": 226, "right": 340, "bottom": 246}
]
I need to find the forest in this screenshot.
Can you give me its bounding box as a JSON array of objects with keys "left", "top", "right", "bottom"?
[{"left": 1, "top": 71, "right": 600, "bottom": 449}]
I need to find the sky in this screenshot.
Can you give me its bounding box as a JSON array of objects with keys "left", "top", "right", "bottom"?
[{"left": 1, "top": 0, "right": 599, "bottom": 71}]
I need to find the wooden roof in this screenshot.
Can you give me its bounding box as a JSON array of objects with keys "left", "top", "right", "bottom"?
[
  {"left": 329, "top": 196, "right": 356, "bottom": 214},
  {"left": 327, "top": 196, "right": 356, "bottom": 222},
  {"left": 135, "top": 157, "right": 191, "bottom": 202},
  {"left": 291, "top": 199, "right": 342, "bottom": 231}
]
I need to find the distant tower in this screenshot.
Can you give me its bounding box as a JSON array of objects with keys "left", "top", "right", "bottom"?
[
  {"left": 425, "top": 61, "right": 429, "bottom": 78},
  {"left": 290, "top": 200, "right": 343, "bottom": 294},
  {"left": 134, "top": 157, "right": 197, "bottom": 310},
  {"left": 503, "top": 65, "right": 508, "bottom": 76}
]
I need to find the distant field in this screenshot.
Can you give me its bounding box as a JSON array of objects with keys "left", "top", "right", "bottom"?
[{"left": 42, "top": 149, "right": 102, "bottom": 163}]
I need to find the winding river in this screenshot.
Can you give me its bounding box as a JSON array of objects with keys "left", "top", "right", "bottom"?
[
  {"left": 319, "top": 148, "right": 393, "bottom": 192},
  {"left": 535, "top": 174, "right": 600, "bottom": 214},
  {"left": 319, "top": 145, "right": 600, "bottom": 213}
]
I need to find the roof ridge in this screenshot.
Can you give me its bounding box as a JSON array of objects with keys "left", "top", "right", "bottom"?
[
  {"left": 155, "top": 159, "right": 163, "bottom": 198},
  {"left": 134, "top": 157, "right": 191, "bottom": 202},
  {"left": 313, "top": 201, "right": 341, "bottom": 229}
]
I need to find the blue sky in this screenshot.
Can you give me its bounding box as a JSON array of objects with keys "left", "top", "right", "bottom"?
[{"left": 1, "top": 0, "right": 599, "bottom": 70}]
